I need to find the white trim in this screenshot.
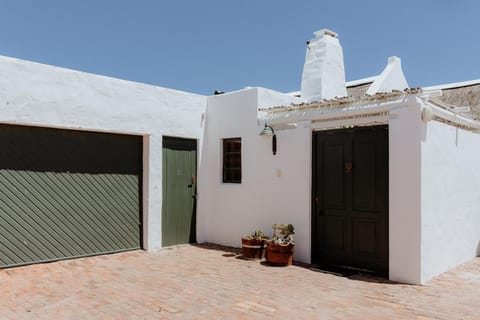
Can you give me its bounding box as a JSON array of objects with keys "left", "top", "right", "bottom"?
[
  {"left": 142, "top": 135, "right": 150, "bottom": 250},
  {"left": 266, "top": 96, "right": 411, "bottom": 127},
  {"left": 346, "top": 76, "right": 378, "bottom": 87},
  {"left": 309, "top": 114, "right": 394, "bottom": 131},
  {"left": 423, "top": 79, "right": 480, "bottom": 91},
  {"left": 0, "top": 120, "right": 148, "bottom": 136},
  {"left": 286, "top": 90, "right": 301, "bottom": 97},
  {"left": 419, "top": 97, "right": 480, "bottom": 131},
  {"left": 285, "top": 76, "right": 379, "bottom": 98}
]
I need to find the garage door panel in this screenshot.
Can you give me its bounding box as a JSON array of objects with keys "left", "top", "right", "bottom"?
[
  {"left": 17, "top": 171, "right": 101, "bottom": 252},
  {"left": 50, "top": 171, "right": 140, "bottom": 251},
  {"left": 0, "top": 171, "right": 79, "bottom": 259},
  {"left": 0, "top": 170, "right": 139, "bottom": 264},
  {"left": 64, "top": 173, "right": 137, "bottom": 249},
  {"left": 0, "top": 125, "right": 142, "bottom": 268},
  {"left": 95, "top": 174, "right": 140, "bottom": 221},
  {"left": 25, "top": 171, "right": 115, "bottom": 253}
]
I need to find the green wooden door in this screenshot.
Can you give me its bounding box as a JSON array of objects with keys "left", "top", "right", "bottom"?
[
  {"left": 0, "top": 124, "right": 142, "bottom": 268},
  {"left": 162, "top": 137, "right": 197, "bottom": 247}
]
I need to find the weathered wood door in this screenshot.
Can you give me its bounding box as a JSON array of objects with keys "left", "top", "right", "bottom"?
[
  {"left": 162, "top": 137, "right": 197, "bottom": 247},
  {"left": 312, "top": 126, "right": 388, "bottom": 275}
]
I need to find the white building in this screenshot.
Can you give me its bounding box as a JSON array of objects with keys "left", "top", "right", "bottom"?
[{"left": 0, "top": 29, "right": 479, "bottom": 284}]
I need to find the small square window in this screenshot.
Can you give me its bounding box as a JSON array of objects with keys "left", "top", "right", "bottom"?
[{"left": 223, "top": 138, "right": 241, "bottom": 183}]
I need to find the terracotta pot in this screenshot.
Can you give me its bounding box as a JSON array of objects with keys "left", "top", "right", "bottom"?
[
  {"left": 266, "top": 241, "right": 294, "bottom": 266},
  {"left": 241, "top": 238, "right": 266, "bottom": 259}
]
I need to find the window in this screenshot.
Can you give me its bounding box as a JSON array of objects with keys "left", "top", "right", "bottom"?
[{"left": 223, "top": 138, "right": 241, "bottom": 183}]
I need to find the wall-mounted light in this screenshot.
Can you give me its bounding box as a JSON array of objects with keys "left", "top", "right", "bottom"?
[
  {"left": 421, "top": 107, "right": 433, "bottom": 122},
  {"left": 259, "top": 123, "right": 277, "bottom": 155}
]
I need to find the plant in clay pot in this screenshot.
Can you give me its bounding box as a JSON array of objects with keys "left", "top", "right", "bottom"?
[
  {"left": 241, "top": 229, "right": 269, "bottom": 259},
  {"left": 266, "top": 224, "right": 295, "bottom": 266}
]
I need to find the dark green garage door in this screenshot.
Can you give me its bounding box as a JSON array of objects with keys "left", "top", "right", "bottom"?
[{"left": 0, "top": 124, "right": 142, "bottom": 268}]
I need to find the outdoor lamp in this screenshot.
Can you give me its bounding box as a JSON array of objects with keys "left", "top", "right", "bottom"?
[{"left": 259, "top": 123, "right": 277, "bottom": 155}]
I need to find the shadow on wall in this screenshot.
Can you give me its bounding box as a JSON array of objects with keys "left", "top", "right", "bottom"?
[{"left": 477, "top": 241, "right": 480, "bottom": 257}]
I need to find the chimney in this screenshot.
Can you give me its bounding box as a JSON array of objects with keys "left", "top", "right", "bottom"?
[{"left": 300, "top": 29, "right": 347, "bottom": 102}]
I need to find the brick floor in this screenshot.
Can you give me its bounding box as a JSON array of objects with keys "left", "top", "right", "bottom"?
[{"left": 0, "top": 244, "right": 479, "bottom": 319}]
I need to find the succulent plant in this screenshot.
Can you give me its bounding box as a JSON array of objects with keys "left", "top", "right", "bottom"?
[
  {"left": 244, "top": 229, "right": 269, "bottom": 241},
  {"left": 271, "top": 224, "right": 295, "bottom": 245}
]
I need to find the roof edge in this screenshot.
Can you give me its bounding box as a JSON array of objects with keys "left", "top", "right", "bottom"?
[
  {"left": 0, "top": 54, "right": 207, "bottom": 98},
  {"left": 423, "top": 79, "right": 480, "bottom": 91},
  {"left": 346, "top": 76, "right": 378, "bottom": 87}
]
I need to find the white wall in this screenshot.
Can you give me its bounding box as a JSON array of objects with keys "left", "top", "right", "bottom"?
[
  {"left": 388, "top": 100, "right": 423, "bottom": 284},
  {"left": 9, "top": 53, "right": 477, "bottom": 285},
  {"left": 421, "top": 119, "right": 480, "bottom": 282},
  {"left": 198, "top": 90, "right": 430, "bottom": 283},
  {"left": 200, "top": 86, "right": 480, "bottom": 285},
  {"left": 0, "top": 55, "right": 207, "bottom": 251},
  {"left": 197, "top": 88, "right": 312, "bottom": 262}
]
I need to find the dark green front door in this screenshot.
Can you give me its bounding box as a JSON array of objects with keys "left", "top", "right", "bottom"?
[
  {"left": 162, "top": 137, "right": 197, "bottom": 247},
  {"left": 0, "top": 124, "right": 142, "bottom": 268},
  {"left": 312, "top": 126, "right": 389, "bottom": 275}
]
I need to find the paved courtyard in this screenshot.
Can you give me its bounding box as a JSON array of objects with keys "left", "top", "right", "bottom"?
[{"left": 0, "top": 244, "right": 479, "bottom": 319}]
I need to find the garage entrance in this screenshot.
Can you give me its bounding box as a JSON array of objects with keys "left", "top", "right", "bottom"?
[
  {"left": 312, "top": 126, "right": 388, "bottom": 275},
  {"left": 0, "top": 124, "right": 142, "bottom": 267}
]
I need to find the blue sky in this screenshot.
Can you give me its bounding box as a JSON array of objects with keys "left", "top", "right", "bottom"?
[{"left": 0, "top": 1, "right": 478, "bottom": 95}]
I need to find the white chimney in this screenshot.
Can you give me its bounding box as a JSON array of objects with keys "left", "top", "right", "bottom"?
[{"left": 300, "top": 29, "right": 347, "bottom": 102}]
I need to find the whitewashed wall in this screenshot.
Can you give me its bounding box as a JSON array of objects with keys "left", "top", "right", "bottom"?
[
  {"left": 421, "top": 120, "right": 480, "bottom": 282},
  {"left": 388, "top": 100, "right": 423, "bottom": 284},
  {"left": 6, "top": 54, "right": 478, "bottom": 285},
  {"left": 0, "top": 55, "right": 207, "bottom": 251},
  {"left": 196, "top": 88, "right": 312, "bottom": 262},
  {"left": 198, "top": 90, "right": 430, "bottom": 284}
]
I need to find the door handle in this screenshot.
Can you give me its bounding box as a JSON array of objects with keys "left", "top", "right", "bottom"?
[{"left": 188, "top": 175, "right": 196, "bottom": 188}]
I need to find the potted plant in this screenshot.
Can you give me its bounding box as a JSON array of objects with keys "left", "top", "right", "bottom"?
[
  {"left": 266, "top": 224, "right": 295, "bottom": 266},
  {"left": 241, "top": 229, "right": 269, "bottom": 259}
]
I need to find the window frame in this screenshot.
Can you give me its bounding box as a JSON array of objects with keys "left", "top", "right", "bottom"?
[{"left": 222, "top": 137, "right": 242, "bottom": 183}]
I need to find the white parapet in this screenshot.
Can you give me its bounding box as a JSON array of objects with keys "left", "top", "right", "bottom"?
[{"left": 366, "top": 56, "right": 409, "bottom": 95}]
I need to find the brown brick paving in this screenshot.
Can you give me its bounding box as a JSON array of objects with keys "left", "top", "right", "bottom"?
[{"left": 0, "top": 244, "right": 479, "bottom": 319}]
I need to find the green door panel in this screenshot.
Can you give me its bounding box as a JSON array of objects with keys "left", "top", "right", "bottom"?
[
  {"left": 162, "top": 137, "right": 197, "bottom": 247},
  {"left": 0, "top": 125, "right": 142, "bottom": 268}
]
